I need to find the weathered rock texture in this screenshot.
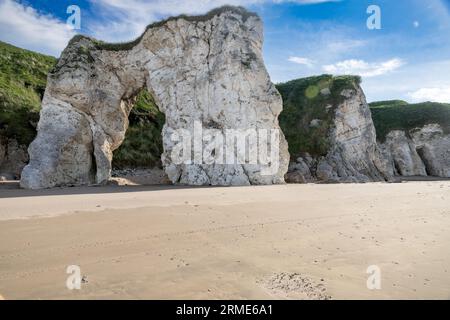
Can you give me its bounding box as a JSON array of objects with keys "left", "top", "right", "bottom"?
[
  {"left": 380, "top": 130, "right": 427, "bottom": 176},
  {"left": 0, "top": 137, "right": 28, "bottom": 179},
  {"left": 283, "top": 78, "right": 391, "bottom": 183},
  {"left": 20, "top": 6, "right": 289, "bottom": 189},
  {"left": 381, "top": 124, "right": 450, "bottom": 178}
]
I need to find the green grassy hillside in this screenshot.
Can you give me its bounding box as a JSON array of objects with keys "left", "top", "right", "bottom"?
[
  {"left": 369, "top": 100, "right": 450, "bottom": 141},
  {"left": 0, "top": 41, "right": 56, "bottom": 145},
  {"left": 276, "top": 74, "right": 361, "bottom": 159}
]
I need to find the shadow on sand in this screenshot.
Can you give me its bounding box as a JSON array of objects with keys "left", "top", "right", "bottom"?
[
  {"left": 0, "top": 181, "right": 220, "bottom": 199},
  {"left": 1, "top": 176, "right": 449, "bottom": 199}
]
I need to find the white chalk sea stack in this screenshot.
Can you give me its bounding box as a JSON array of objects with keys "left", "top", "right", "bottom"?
[
  {"left": 20, "top": 6, "right": 289, "bottom": 189},
  {"left": 287, "top": 84, "right": 392, "bottom": 183}
]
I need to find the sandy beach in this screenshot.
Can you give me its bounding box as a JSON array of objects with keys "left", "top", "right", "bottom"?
[{"left": 0, "top": 181, "right": 449, "bottom": 299}]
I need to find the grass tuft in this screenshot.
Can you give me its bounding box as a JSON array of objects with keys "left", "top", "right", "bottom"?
[{"left": 67, "top": 6, "right": 258, "bottom": 52}]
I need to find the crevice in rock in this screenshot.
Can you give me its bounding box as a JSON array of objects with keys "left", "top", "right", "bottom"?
[
  {"left": 89, "top": 138, "right": 97, "bottom": 183},
  {"left": 393, "top": 159, "right": 402, "bottom": 176},
  {"left": 416, "top": 146, "right": 432, "bottom": 176},
  {"left": 68, "top": 104, "right": 99, "bottom": 183}
]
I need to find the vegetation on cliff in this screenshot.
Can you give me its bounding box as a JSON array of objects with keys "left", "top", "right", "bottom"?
[
  {"left": 277, "top": 76, "right": 450, "bottom": 156},
  {"left": 276, "top": 74, "right": 361, "bottom": 159},
  {"left": 66, "top": 6, "right": 258, "bottom": 53},
  {"left": 369, "top": 100, "right": 450, "bottom": 141}
]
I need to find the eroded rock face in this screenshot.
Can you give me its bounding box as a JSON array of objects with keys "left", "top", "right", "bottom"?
[
  {"left": 287, "top": 86, "right": 391, "bottom": 183},
  {"left": 411, "top": 124, "right": 450, "bottom": 177},
  {"left": 381, "top": 124, "right": 450, "bottom": 178},
  {"left": 0, "top": 137, "right": 29, "bottom": 180},
  {"left": 380, "top": 130, "right": 427, "bottom": 176},
  {"left": 20, "top": 6, "right": 289, "bottom": 189}
]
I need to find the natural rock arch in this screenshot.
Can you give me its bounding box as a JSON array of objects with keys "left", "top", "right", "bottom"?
[{"left": 20, "top": 6, "right": 289, "bottom": 189}]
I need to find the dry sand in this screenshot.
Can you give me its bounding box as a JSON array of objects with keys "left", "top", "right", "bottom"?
[{"left": 0, "top": 181, "right": 449, "bottom": 299}]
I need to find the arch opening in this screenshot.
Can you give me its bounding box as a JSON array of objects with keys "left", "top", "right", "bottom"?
[{"left": 111, "top": 88, "right": 169, "bottom": 185}]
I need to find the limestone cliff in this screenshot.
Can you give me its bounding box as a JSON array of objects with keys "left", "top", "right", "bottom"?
[
  {"left": 279, "top": 75, "right": 391, "bottom": 183},
  {"left": 371, "top": 100, "right": 450, "bottom": 178},
  {"left": 380, "top": 124, "right": 450, "bottom": 178},
  {"left": 20, "top": 6, "right": 289, "bottom": 189},
  {"left": 379, "top": 130, "right": 427, "bottom": 177}
]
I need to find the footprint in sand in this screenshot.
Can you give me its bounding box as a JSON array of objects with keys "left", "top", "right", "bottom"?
[{"left": 258, "top": 272, "right": 331, "bottom": 300}]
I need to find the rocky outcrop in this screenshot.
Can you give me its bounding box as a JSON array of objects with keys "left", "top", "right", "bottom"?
[
  {"left": 20, "top": 6, "right": 289, "bottom": 189},
  {"left": 0, "top": 137, "right": 28, "bottom": 180},
  {"left": 379, "top": 130, "right": 427, "bottom": 176},
  {"left": 381, "top": 124, "right": 450, "bottom": 178},
  {"left": 285, "top": 82, "right": 391, "bottom": 183},
  {"left": 411, "top": 124, "right": 450, "bottom": 177}
]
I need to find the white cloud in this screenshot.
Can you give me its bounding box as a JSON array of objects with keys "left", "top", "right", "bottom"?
[
  {"left": 288, "top": 56, "right": 314, "bottom": 67},
  {"left": 323, "top": 58, "right": 405, "bottom": 77},
  {"left": 409, "top": 86, "right": 450, "bottom": 103},
  {"left": 360, "top": 59, "right": 450, "bottom": 102},
  {"left": 0, "top": 0, "right": 76, "bottom": 56}
]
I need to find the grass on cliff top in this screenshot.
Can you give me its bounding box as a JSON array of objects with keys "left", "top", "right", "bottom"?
[
  {"left": 369, "top": 100, "right": 450, "bottom": 141},
  {"left": 0, "top": 41, "right": 56, "bottom": 145},
  {"left": 277, "top": 74, "right": 361, "bottom": 159},
  {"left": 368, "top": 100, "right": 409, "bottom": 108},
  {"left": 68, "top": 5, "right": 258, "bottom": 52}
]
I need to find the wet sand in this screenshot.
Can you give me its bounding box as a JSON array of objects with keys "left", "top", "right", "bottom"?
[{"left": 0, "top": 181, "right": 449, "bottom": 299}]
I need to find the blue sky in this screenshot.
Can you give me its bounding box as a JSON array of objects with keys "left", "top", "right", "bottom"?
[{"left": 1, "top": 0, "right": 450, "bottom": 102}]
